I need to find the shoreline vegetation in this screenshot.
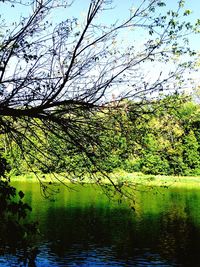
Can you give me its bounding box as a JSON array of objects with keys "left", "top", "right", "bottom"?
[
  {"left": 9, "top": 171, "right": 200, "bottom": 189},
  {"left": 3, "top": 96, "right": 200, "bottom": 180}
]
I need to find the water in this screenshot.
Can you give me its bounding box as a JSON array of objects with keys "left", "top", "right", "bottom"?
[{"left": 1, "top": 181, "right": 200, "bottom": 266}]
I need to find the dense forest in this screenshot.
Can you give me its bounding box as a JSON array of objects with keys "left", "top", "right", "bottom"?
[{"left": 1, "top": 94, "right": 200, "bottom": 178}]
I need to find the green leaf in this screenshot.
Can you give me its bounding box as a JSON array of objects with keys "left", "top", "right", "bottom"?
[{"left": 183, "top": 9, "right": 192, "bottom": 16}]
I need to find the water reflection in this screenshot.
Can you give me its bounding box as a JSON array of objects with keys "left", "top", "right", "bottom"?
[{"left": 1, "top": 182, "right": 200, "bottom": 266}]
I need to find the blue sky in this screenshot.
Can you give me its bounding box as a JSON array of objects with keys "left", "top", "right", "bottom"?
[
  {"left": 9, "top": 0, "right": 200, "bottom": 49},
  {"left": 1, "top": 0, "right": 199, "bottom": 95},
  {"left": 48, "top": 0, "right": 200, "bottom": 51},
  {"left": 2, "top": 1, "right": 200, "bottom": 25}
]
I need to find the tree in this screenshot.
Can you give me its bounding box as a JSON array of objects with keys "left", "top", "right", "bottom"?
[{"left": 0, "top": 0, "right": 199, "bottom": 198}]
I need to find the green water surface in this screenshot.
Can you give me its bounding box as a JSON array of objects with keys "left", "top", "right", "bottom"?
[{"left": 1, "top": 181, "right": 200, "bottom": 266}]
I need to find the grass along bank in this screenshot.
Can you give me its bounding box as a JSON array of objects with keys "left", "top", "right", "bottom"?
[{"left": 8, "top": 170, "right": 200, "bottom": 189}]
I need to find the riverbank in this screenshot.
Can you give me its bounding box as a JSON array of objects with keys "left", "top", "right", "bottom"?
[{"left": 8, "top": 170, "right": 200, "bottom": 189}]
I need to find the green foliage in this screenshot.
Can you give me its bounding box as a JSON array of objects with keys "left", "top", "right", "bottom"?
[
  {"left": 182, "top": 131, "right": 200, "bottom": 173},
  {"left": 2, "top": 94, "right": 200, "bottom": 177},
  {"left": 141, "top": 154, "right": 170, "bottom": 175}
]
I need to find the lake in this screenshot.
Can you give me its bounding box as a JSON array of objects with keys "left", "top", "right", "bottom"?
[{"left": 1, "top": 181, "right": 200, "bottom": 266}]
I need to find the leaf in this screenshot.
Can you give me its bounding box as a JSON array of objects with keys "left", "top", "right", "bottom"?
[
  {"left": 131, "top": 206, "right": 135, "bottom": 211},
  {"left": 179, "top": 0, "right": 185, "bottom": 8},
  {"left": 183, "top": 9, "right": 192, "bottom": 16},
  {"left": 157, "top": 2, "right": 166, "bottom": 7},
  {"left": 18, "top": 190, "right": 25, "bottom": 199}
]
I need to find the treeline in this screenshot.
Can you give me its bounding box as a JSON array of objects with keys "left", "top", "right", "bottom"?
[{"left": 1, "top": 94, "right": 200, "bottom": 177}]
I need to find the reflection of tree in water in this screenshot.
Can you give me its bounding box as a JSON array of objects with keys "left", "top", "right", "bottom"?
[
  {"left": 0, "top": 246, "right": 38, "bottom": 267},
  {"left": 40, "top": 204, "right": 137, "bottom": 262},
  {"left": 0, "top": 180, "right": 39, "bottom": 266},
  {"left": 157, "top": 202, "right": 200, "bottom": 266},
  {"left": 3, "top": 184, "right": 200, "bottom": 266}
]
